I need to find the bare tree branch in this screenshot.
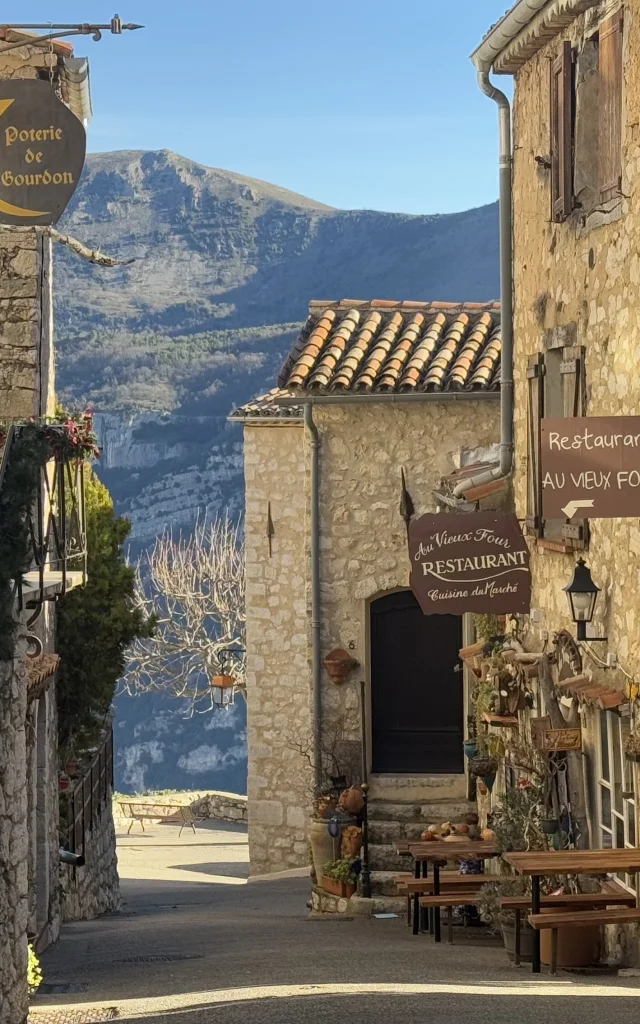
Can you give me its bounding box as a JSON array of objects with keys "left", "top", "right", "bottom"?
[
  {"left": 50, "top": 228, "right": 135, "bottom": 266},
  {"left": 122, "top": 516, "right": 245, "bottom": 714}
]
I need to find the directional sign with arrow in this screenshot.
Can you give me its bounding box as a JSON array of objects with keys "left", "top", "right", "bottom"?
[
  {"left": 560, "top": 499, "right": 594, "bottom": 519},
  {"left": 541, "top": 416, "right": 640, "bottom": 520}
]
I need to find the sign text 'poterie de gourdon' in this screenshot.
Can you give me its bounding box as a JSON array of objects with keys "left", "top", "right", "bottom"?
[
  {"left": 409, "top": 512, "right": 531, "bottom": 616},
  {"left": 0, "top": 79, "right": 86, "bottom": 226}
]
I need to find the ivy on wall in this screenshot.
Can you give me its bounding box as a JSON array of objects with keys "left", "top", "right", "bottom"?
[{"left": 0, "top": 414, "right": 99, "bottom": 661}]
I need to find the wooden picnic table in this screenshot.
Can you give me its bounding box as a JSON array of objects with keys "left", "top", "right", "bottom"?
[
  {"left": 504, "top": 849, "right": 640, "bottom": 974},
  {"left": 405, "top": 840, "right": 500, "bottom": 940}
]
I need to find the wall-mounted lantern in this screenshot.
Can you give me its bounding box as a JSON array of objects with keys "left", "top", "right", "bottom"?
[
  {"left": 210, "top": 647, "right": 245, "bottom": 707},
  {"left": 563, "top": 558, "right": 606, "bottom": 642}
]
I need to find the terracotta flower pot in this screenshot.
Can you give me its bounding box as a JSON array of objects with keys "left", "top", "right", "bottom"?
[
  {"left": 321, "top": 876, "right": 356, "bottom": 899},
  {"left": 539, "top": 909, "right": 600, "bottom": 968}
]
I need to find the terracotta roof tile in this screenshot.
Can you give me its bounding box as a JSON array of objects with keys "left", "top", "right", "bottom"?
[
  {"left": 277, "top": 299, "right": 500, "bottom": 394},
  {"left": 229, "top": 389, "right": 303, "bottom": 421}
]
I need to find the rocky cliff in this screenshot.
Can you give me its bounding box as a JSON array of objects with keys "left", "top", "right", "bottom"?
[{"left": 55, "top": 149, "right": 500, "bottom": 794}]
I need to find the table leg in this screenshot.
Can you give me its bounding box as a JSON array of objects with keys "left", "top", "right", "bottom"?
[
  {"left": 531, "top": 874, "right": 541, "bottom": 974},
  {"left": 412, "top": 857, "right": 420, "bottom": 935},
  {"left": 514, "top": 909, "right": 521, "bottom": 967},
  {"left": 433, "top": 861, "right": 441, "bottom": 942},
  {"left": 420, "top": 860, "right": 428, "bottom": 932}
]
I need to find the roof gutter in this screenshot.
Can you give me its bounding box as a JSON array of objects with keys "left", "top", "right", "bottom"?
[
  {"left": 453, "top": 72, "right": 514, "bottom": 498},
  {"left": 470, "top": 0, "right": 551, "bottom": 72},
  {"left": 273, "top": 392, "right": 499, "bottom": 406},
  {"left": 304, "top": 404, "right": 323, "bottom": 793}
]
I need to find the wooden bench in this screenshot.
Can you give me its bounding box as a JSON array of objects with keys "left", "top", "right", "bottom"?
[
  {"left": 528, "top": 906, "right": 640, "bottom": 975},
  {"left": 397, "top": 873, "right": 503, "bottom": 931},
  {"left": 500, "top": 892, "right": 637, "bottom": 967},
  {"left": 118, "top": 801, "right": 201, "bottom": 837},
  {"left": 419, "top": 892, "right": 487, "bottom": 944}
]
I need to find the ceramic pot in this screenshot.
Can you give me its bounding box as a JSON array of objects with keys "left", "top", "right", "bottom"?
[
  {"left": 502, "top": 919, "right": 534, "bottom": 962},
  {"left": 464, "top": 740, "right": 478, "bottom": 759},
  {"left": 309, "top": 815, "right": 355, "bottom": 884},
  {"left": 541, "top": 818, "right": 559, "bottom": 835},
  {"left": 539, "top": 909, "right": 600, "bottom": 968}
]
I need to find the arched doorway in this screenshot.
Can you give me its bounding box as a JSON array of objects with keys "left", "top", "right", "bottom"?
[{"left": 370, "top": 590, "right": 463, "bottom": 774}]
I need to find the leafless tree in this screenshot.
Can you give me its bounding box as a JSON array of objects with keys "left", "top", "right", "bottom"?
[{"left": 123, "top": 516, "right": 245, "bottom": 714}]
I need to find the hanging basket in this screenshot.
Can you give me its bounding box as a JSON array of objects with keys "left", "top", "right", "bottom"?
[
  {"left": 468, "top": 754, "right": 499, "bottom": 779},
  {"left": 323, "top": 648, "right": 359, "bottom": 684}
]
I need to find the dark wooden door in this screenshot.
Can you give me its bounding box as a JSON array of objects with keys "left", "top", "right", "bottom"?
[{"left": 370, "top": 590, "right": 463, "bottom": 774}]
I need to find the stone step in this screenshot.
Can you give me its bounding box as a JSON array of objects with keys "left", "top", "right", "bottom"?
[
  {"left": 368, "top": 774, "right": 467, "bottom": 803},
  {"left": 372, "top": 895, "right": 407, "bottom": 916},
  {"left": 366, "top": 802, "right": 471, "bottom": 835},
  {"left": 370, "top": 870, "right": 405, "bottom": 897}
]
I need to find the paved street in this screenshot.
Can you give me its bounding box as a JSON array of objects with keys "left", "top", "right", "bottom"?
[{"left": 33, "top": 820, "right": 640, "bottom": 1024}]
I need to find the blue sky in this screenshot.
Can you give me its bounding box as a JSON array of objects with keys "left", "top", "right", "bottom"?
[{"left": 25, "top": 1, "right": 510, "bottom": 214}]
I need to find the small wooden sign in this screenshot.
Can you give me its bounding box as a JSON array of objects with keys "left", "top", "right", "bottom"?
[
  {"left": 531, "top": 716, "right": 551, "bottom": 749},
  {"left": 540, "top": 727, "right": 582, "bottom": 751}
]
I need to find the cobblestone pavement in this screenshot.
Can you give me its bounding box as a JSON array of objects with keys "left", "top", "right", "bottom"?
[{"left": 33, "top": 821, "right": 640, "bottom": 1024}]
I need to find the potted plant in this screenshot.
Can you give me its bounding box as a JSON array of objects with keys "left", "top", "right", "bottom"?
[
  {"left": 476, "top": 877, "right": 534, "bottom": 962},
  {"left": 468, "top": 754, "right": 499, "bottom": 779},
  {"left": 322, "top": 858, "right": 357, "bottom": 899},
  {"left": 624, "top": 729, "right": 640, "bottom": 763},
  {"left": 464, "top": 738, "right": 478, "bottom": 759}
]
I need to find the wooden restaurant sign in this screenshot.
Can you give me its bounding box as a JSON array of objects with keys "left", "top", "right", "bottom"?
[
  {"left": 0, "top": 80, "right": 86, "bottom": 226},
  {"left": 409, "top": 512, "right": 531, "bottom": 615}
]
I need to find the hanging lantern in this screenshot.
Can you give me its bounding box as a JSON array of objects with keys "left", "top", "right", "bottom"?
[{"left": 209, "top": 674, "right": 236, "bottom": 708}]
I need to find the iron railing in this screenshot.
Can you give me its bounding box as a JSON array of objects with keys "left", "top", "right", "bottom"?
[
  {"left": 64, "top": 726, "right": 114, "bottom": 859},
  {"left": 0, "top": 423, "right": 87, "bottom": 625}
]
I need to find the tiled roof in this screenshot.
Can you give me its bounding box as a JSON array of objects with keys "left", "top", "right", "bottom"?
[
  {"left": 229, "top": 390, "right": 303, "bottom": 421},
  {"left": 277, "top": 299, "right": 501, "bottom": 394}
]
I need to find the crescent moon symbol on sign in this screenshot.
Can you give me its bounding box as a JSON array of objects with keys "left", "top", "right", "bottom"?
[{"left": 0, "top": 197, "right": 49, "bottom": 217}]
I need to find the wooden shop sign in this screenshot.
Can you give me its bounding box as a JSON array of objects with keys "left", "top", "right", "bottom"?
[
  {"left": 540, "top": 728, "right": 583, "bottom": 752},
  {"left": 0, "top": 79, "right": 86, "bottom": 225},
  {"left": 409, "top": 511, "right": 531, "bottom": 616},
  {"left": 541, "top": 416, "right": 640, "bottom": 519}
]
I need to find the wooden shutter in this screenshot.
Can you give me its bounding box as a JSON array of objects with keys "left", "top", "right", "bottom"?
[
  {"left": 551, "top": 41, "right": 574, "bottom": 222},
  {"left": 561, "top": 346, "right": 589, "bottom": 550},
  {"left": 526, "top": 354, "right": 544, "bottom": 537},
  {"left": 599, "top": 8, "right": 624, "bottom": 202}
]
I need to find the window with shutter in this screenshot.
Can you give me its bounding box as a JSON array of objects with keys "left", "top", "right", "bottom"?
[
  {"left": 551, "top": 40, "right": 574, "bottom": 223},
  {"left": 527, "top": 345, "right": 589, "bottom": 552},
  {"left": 560, "top": 346, "right": 589, "bottom": 550},
  {"left": 599, "top": 9, "right": 623, "bottom": 202}
]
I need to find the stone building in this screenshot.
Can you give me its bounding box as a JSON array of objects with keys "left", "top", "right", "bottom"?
[
  {"left": 469, "top": 0, "right": 640, "bottom": 959},
  {"left": 231, "top": 298, "right": 504, "bottom": 879},
  {"left": 0, "top": 30, "right": 114, "bottom": 1023}
]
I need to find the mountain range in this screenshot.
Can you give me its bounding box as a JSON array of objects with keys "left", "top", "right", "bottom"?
[{"left": 55, "top": 149, "right": 500, "bottom": 795}]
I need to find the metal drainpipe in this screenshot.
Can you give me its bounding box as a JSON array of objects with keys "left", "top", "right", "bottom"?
[
  {"left": 305, "top": 402, "right": 322, "bottom": 791},
  {"left": 453, "top": 70, "right": 514, "bottom": 498}
]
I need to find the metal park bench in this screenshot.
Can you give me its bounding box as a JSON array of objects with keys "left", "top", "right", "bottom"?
[{"left": 117, "top": 801, "right": 201, "bottom": 837}]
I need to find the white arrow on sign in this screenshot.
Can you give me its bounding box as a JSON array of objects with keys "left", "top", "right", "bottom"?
[{"left": 561, "top": 499, "right": 595, "bottom": 519}]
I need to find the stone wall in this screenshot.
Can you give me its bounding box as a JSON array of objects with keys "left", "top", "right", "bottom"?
[
  {"left": 0, "top": 629, "right": 30, "bottom": 1024},
  {"left": 62, "top": 791, "right": 120, "bottom": 922},
  {"left": 112, "top": 789, "right": 248, "bottom": 825},
  {"left": 244, "top": 401, "right": 500, "bottom": 876},
  {"left": 244, "top": 423, "right": 311, "bottom": 878}
]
